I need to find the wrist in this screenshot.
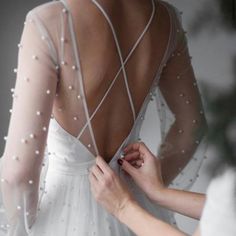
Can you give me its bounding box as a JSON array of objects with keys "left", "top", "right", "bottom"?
[
  {"left": 116, "top": 198, "right": 138, "bottom": 223},
  {"left": 148, "top": 186, "right": 168, "bottom": 204}
]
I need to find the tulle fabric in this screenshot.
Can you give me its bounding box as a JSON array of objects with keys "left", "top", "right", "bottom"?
[{"left": 0, "top": 0, "right": 208, "bottom": 235}]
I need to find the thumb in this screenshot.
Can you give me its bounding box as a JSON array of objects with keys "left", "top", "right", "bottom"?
[{"left": 121, "top": 159, "right": 138, "bottom": 177}]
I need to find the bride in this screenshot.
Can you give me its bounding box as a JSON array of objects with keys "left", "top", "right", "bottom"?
[{"left": 0, "top": 0, "right": 207, "bottom": 235}]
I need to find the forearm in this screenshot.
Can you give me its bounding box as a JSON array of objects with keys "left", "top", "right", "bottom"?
[
  {"left": 118, "top": 200, "right": 187, "bottom": 236},
  {"left": 160, "top": 118, "right": 207, "bottom": 186},
  {"left": 150, "top": 188, "right": 205, "bottom": 220},
  {"left": 1, "top": 164, "right": 40, "bottom": 230}
]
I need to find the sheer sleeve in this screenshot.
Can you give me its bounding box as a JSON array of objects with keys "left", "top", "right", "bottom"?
[
  {"left": 154, "top": 6, "right": 208, "bottom": 189},
  {"left": 0, "top": 10, "right": 58, "bottom": 235}
]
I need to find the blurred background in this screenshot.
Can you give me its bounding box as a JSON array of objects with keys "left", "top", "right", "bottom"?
[{"left": 0, "top": 0, "right": 235, "bottom": 234}]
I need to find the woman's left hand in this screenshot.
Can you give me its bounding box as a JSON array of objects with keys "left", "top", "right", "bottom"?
[{"left": 89, "top": 155, "right": 134, "bottom": 219}]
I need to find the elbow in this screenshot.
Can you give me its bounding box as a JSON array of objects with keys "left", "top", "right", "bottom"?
[
  {"left": 1, "top": 170, "right": 29, "bottom": 188},
  {"left": 0, "top": 156, "right": 35, "bottom": 188}
]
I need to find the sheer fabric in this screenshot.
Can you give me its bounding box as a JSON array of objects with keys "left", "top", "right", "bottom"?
[{"left": 0, "top": 0, "right": 207, "bottom": 235}]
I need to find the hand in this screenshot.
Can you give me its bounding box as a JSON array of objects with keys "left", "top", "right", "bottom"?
[
  {"left": 119, "top": 141, "right": 166, "bottom": 201},
  {"left": 89, "top": 156, "right": 135, "bottom": 220}
]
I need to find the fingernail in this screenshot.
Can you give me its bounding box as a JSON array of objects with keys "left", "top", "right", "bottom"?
[{"left": 117, "top": 159, "right": 123, "bottom": 166}]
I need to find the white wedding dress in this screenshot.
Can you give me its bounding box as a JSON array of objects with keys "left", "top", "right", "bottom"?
[{"left": 0, "top": 0, "right": 207, "bottom": 235}]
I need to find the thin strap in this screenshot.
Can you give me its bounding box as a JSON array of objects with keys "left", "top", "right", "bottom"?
[
  {"left": 91, "top": 0, "right": 136, "bottom": 122},
  {"left": 60, "top": 0, "right": 100, "bottom": 155},
  {"left": 77, "top": 0, "right": 156, "bottom": 139}
]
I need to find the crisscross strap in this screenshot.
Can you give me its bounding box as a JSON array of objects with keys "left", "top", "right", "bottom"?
[
  {"left": 77, "top": 0, "right": 156, "bottom": 139},
  {"left": 58, "top": 0, "right": 156, "bottom": 156}
]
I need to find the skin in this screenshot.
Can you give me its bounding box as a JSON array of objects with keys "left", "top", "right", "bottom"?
[{"left": 89, "top": 142, "right": 205, "bottom": 236}]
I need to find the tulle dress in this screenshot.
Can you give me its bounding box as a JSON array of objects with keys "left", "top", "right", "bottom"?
[{"left": 0, "top": 0, "right": 208, "bottom": 235}]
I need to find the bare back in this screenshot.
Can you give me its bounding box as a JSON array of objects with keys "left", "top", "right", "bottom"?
[{"left": 52, "top": 0, "right": 170, "bottom": 161}]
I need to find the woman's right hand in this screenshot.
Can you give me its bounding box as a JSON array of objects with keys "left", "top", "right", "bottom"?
[{"left": 119, "top": 141, "right": 166, "bottom": 202}]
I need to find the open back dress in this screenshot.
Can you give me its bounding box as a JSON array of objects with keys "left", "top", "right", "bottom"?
[{"left": 0, "top": 0, "right": 208, "bottom": 235}]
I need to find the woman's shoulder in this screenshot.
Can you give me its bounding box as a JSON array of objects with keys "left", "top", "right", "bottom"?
[
  {"left": 158, "top": 0, "right": 182, "bottom": 18},
  {"left": 25, "top": 1, "right": 64, "bottom": 23}
]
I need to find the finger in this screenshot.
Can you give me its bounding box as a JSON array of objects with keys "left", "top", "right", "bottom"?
[
  {"left": 89, "top": 171, "right": 98, "bottom": 184},
  {"left": 121, "top": 159, "right": 138, "bottom": 177},
  {"left": 123, "top": 142, "right": 140, "bottom": 153},
  {"left": 123, "top": 142, "right": 150, "bottom": 157},
  {"left": 96, "top": 155, "right": 113, "bottom": 175},
  {"left": 90, "top": 164, "right": 104, "bottom": 181},
  {"left": 123, "top": 151, "right": 140, "bottom": 161}
]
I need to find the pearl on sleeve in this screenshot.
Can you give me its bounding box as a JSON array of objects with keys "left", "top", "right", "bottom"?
[
  {"left": 62, "top": 8, "right": 68, "bottom": 14},
  {"left": 72, "top": 65, "right": 78, "bottom": 70},
  {"left": 23, "top": 76, "right": 30, "bottom": 82},
  {"left": 61, "top": 37, "right": 66, "bottom": 43},
  {"left": 35, "top": 150, "right": 40, "bottom": 155},
  {"left": 32, "top": 55, "right": 39, "bottom": 60},
  {"left": 61, "top": 61, "right": 67, "bottom": 66},
  {"left": 18, "top": 43, "right": 23, "bottom": 49},
  {"left": 29, "top": 133, "right": 36, "bottom": 139},
  {"left": 178, "top": 129, "right": 184, "bottom": 134},
  {"left": 181, "top": 149, "right": 186, "bottom": 154},
  {"left": 36, "top": 111, "right": 42, "bottom": 116},
  {"left": 12, "top": 155, "right": 19, "bottom": 161},
  {"left": 21, "top": 138, "right": 27, "bottom": 144}
]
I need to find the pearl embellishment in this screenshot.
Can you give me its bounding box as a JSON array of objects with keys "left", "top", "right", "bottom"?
[
  {"left": 72, "top": 65, "right": 77, "bottom": 70},
  {"left": 29, "top": 133, "right": 35, "bottom": 139},
  {"left": 32, "top": 55, "right": 38, "bottom": 60},
  {"left": 21, "top": 138, "right": 27, "bottom": 144},
  {"left": 12, "top": 155, "right": 19, "bottom": 161},
  {"left": 35, "top": 150, "right": 40, "bottom": 155}
]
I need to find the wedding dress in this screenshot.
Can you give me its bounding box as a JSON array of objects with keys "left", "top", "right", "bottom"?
[{"left": 0, "top": 0, "right": 208, "bottom": 235}]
